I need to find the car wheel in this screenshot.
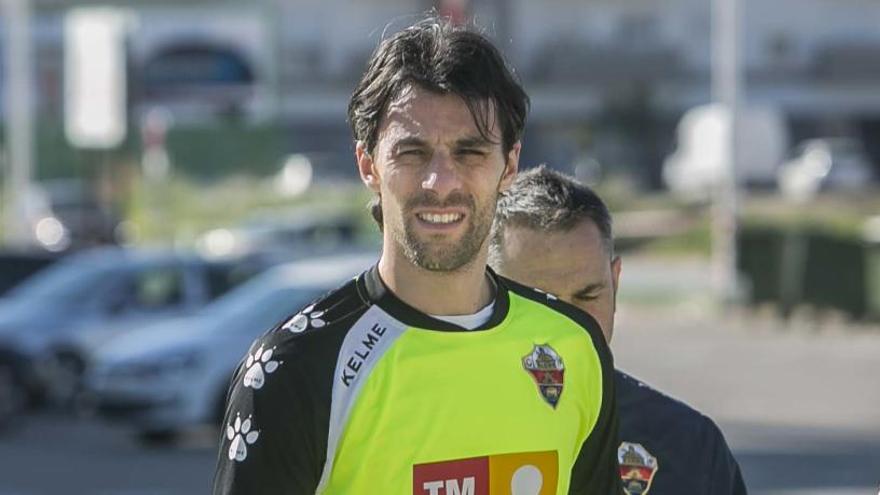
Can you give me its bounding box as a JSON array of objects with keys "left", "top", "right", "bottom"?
[
  {"left": 45, "top": 352, "right": 86, "bottom": 409},
  {"left": 0, "top": 361, "right": 26, "bottom": 431},
  {"left": 136, "top": 429, "right": 179, "bottom": 447}
]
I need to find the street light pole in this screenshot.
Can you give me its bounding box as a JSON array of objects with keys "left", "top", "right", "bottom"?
[
  {"left": 2, "top": 0, "right": 35, "bottom": 247},
  {"left": 711, "top": 0, "right": 741, "bottom": 304}
]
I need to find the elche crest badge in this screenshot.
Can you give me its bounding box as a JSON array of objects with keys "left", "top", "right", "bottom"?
[
  {"left": 522, "top": 344, "right": 565, "bottom": 408},
  {"left": 618, "top": 442, "right": 659, "bottom": 495}
]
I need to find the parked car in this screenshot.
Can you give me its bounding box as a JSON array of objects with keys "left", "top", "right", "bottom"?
[
  {"left": 85, "top": 253, "right": 373, "bottom": 444},
  {"left": 0, "top": 348, "right": 27, "bottom": 429},
  {"left": 197, "top": 207, "right": 361, "bottom": 259},
  {"left": 0, "top": 250, "right": 63, "bottom": 296},
  {"left": 778, "top": 138, "right": 877, "bottom": 200},
  {"left": 663, "top": 104, "right": 789, "bottom": 199},
  {"left": 0, "top": 247, "right": 272, "bottom": 412}
]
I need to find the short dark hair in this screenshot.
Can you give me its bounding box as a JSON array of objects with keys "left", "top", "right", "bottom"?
[
  {"left": 491, "top": 165, "right": 614, "bottom": 259},
  {"left": 348, "top": 16, "right": 529, "bottom": 157}
]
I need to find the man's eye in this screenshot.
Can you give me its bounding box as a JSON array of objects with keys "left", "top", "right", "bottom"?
[
  {"left": 574, "top": 293, "right": 599, "bottom": 302},
  {"left": 457, "top": 149, "right": 485, "bottom": 156},
  {"left": 400, "top": 149, "right": 425, "bottom": 156}
]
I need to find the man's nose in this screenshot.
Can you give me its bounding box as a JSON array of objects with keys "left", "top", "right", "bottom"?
[{"left": 421, "top": 151, "right": 462, "bottom": 196}]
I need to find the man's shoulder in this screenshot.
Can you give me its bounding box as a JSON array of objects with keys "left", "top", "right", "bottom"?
[
  {"left": 253, "top": 275, "right": 371, "bottom": 359},
  {"left": 498, "top": 273, "right": 606, "bottom": 342},
  {"left": 616, "top": 370, "right": 714, "bottom": 427},
  {"left": 616, "top": 369, "right": 733, "bottom": 453},
  {"left": 615, "top": 370, "right": 746, "bottom": 494}
]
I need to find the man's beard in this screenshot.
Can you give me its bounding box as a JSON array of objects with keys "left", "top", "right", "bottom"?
[{"left": 392, "top": 190, "right": 496, "bottom": 273}]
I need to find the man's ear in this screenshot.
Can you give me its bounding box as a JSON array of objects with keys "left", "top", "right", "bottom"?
[
  {"left": 356, "top": 141, "right": 381, "bottom": 193},
  {"left": 611, "top": 255, "right": 622, "bottom": 302},
  {"left": 498, "top": 141, "right": 521, "bottom": 192}
]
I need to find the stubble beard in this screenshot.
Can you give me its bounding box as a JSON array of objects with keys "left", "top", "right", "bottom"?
[{"left": 392, "top": 191, "right": 497, "bottom": 273}]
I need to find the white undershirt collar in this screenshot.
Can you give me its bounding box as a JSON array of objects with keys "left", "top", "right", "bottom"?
[{"left": 430, "top": 300, "right": 495, "bottom": 330}]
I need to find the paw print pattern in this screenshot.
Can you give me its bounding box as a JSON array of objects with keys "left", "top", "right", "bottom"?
[
  {"left": 282, "top": 304, "right": 326, "bottom": 334},
  {"left": 243, "top": 345, "right": 280, "bottom": 390},
  {"left": 226, "top": 413, "right": 260, "bottom": 462}
]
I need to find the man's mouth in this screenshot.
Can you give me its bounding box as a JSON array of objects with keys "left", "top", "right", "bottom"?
[{"left": 415, "top": 212, "right": 464, "bottom": 225}]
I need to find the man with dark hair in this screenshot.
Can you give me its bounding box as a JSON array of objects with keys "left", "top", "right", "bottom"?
[
  {"left": 214, "top": 18, "right": 621, "bottom": 494},
  {"left": 491, "top": 165, "right": 748, "bottom": 494}
]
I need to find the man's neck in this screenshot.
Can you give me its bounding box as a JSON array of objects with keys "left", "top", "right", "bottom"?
[{"left": 377, "top": 249, "right": 494, "bottom": 316}]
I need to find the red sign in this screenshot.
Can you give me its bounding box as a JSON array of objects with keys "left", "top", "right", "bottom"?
[{"left": 413, "top": 456, "right": 489, "bottom": 495}]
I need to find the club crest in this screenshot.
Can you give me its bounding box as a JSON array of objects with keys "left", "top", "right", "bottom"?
[
  {"left": 522, "top": 344, "right": 565, "bottom": 408},
  {"left": 618, "top": 442, "right": 659, "bottom": 495}
]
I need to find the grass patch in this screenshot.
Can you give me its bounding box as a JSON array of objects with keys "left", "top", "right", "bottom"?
[{"left": 126, "top": 175, "right": 376, "bottom": 247}]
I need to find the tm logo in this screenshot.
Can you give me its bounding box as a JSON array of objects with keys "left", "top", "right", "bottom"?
[
  {"left": 413, "top": 451, "right": 556, "bottom": 495},
  {"left": 421, "top": 477, "right": 475, "bottom": 495}
]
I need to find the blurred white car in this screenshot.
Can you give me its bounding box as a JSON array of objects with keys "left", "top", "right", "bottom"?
[
  {"left": 85, "top": 253, "right": 373, "bottom": 444},
  {"left": 778, "top": 138, "right": 876, "bottom": 201},
  {"left": 663, "top": 104, "right": 789, "bottom": 200}
]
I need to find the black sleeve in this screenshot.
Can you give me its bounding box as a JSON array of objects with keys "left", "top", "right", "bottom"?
[
  {"left": 212, "top": 334, "right": 323, "bottom": 495},
  {"left": 568, "top": 353, "right": 623, "bottom": 494},
  {"left": 704, "top": 419, "right": 749, "bottom": 495},
  {"left": 565, "top": 309, "right": 622, "bottom": 494}
]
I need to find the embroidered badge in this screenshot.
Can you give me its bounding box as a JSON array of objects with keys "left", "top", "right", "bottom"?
[
  {"left": 522, "top": 344, "right": 565, "bottom": 408},
  {"left": 618, "top": 442, "right": 659, "bottom": 495}
]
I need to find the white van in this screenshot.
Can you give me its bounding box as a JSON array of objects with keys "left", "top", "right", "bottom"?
[{"left": 663, "top": 104, "right": 789, "bottom": 200}]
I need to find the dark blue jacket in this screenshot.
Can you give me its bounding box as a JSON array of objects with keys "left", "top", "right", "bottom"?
[{"left": 616, "top": 370, "right": 747, "bottom": 494}]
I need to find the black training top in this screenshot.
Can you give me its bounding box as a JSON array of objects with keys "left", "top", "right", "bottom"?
[
  {"left": 213, "top": 266, "right": 623, "bottom": 494},
  {"left": 615, "top": 370, "right": 748, "bottom": 494}
]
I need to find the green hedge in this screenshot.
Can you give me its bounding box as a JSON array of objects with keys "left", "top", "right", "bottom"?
[
  {"left": 737, "top": 225, "right": 880, "bottom": 321},
  {"left": 21, "top": 121, "right": 285, "bottom": 181},
  {"left": 164, "top": 125, "right": 285, "bottom": 179}
]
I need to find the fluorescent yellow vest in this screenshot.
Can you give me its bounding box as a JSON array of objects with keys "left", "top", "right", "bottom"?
[{"left": 319, "top": 293, "right": 603, "bottom": 494}]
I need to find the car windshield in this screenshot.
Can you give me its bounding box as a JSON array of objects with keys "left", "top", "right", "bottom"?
[
  {"left": 204, "top": 277, "right": 323, "bottom": 335},
  {"left": 6, "top": 257, "right": 117, "bottom": 304}
]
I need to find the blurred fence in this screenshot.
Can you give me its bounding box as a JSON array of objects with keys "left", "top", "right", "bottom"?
[
  {"left": 738, "top": 225, "right": 880, "bottom": 321},
  {"left": 10, "top": 121, "right": 285, "bottom": 181}
]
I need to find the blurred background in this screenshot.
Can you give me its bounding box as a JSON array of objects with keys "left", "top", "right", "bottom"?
[{"left": 0, "top": 0, "right": 878, "bottom": 493}]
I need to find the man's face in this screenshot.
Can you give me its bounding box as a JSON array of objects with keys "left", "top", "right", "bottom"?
[
  {"left": 357, "top": 84, "right": 520, "bottom": 272},
  {"left": 497, "top": 221, "right": 621, "bottom": 342}
]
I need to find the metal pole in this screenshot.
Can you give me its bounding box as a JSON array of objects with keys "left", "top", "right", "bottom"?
[
  {"left": 711, "top": 0, "right": 741, "bottom": 303},
  {"left": 2, "top": 0, "right": 34, "bottom": 247},
  {"left": 490, "top": 0, "right": 510, "bottom": 45}
]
